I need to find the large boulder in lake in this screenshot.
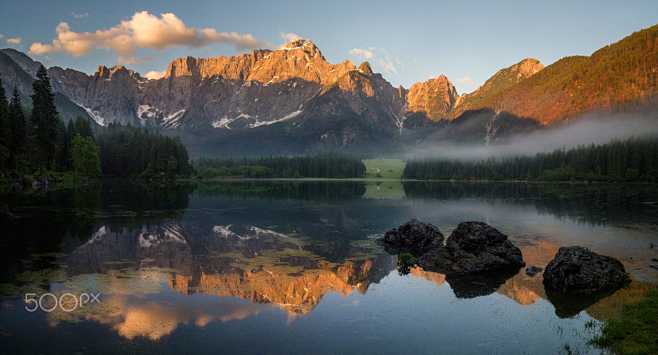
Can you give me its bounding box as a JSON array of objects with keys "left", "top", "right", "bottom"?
[
  {"left": 382, "top": 219, "right": 444, "bottom": 254},
  {"left": 543, "top": 246, "right": 629, "bottom": 295},
  {"left": 420, "top": 221, "right": 525, "bottom": 275}
]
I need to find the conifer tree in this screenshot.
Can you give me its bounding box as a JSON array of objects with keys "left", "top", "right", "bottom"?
[
  {"left": 71, "top": 134, "right": 101, "bottom": 178},
  {"left": 8, "top": 88, "right": 26, "bottom": 169},
  {"left": 0, "top": 74, "right": 8, "bottom": 170},
  {"left": 31, "top": 65, "right": 60, "bottom": 169},
  {"left": 73, "top": 116, "right": 94, "bottom": 139}
]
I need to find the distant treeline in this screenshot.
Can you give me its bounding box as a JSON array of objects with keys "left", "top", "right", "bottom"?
[
  {"left": 97, "top": 124, "right": 191, "bottom": 177},
  {"left": 403, "top": 137, "right": 658, "bottom": 182},
  {"left": 195, "top": 154, "right": 366, "bottom": 178},
  {"left": 0, "top": 68, "right": 191, "bottom": 181}
]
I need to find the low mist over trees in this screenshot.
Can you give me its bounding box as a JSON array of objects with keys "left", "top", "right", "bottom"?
[
  {"left": 404, "top": 137, "right": 658, "bottom": 182},
  {"left": 195, "top": 154, "right": 366, "bottom": 179}
]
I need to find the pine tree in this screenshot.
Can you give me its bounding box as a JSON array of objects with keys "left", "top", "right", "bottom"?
[
  {"left": 8, "top": 88, "right": 26, "bottom": 169},
  {"left": 0, "top": 74, "right": 9, "bottom": 170},
  {"left": 73, "top": 116, "right": 94, "bottom": 139},
  {"left": 54, "top": 118, "right": 67, "bottom": 171},
  {"left": 71, "top": 135, "right": 100, "bottom": 178},
  {"left": 31, "top": 65, "right": 60, "bottom": 169}
]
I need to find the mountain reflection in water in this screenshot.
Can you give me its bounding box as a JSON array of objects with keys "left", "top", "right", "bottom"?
[{"left": 1, "top": 181, "right": 657, "bottom": 354}]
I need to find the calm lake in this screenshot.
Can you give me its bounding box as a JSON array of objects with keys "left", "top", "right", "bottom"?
[{"left": 1, "top": 181, "right": 657, "bottom": 354}]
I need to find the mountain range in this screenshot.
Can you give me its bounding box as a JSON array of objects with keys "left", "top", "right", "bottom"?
[{"left": 1, "top": 24, "right": 657, "bottom": 156}]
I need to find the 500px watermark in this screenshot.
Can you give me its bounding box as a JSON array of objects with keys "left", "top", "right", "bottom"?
[{"left": 24, "top": 292, "right": 101, "bottom": 312}]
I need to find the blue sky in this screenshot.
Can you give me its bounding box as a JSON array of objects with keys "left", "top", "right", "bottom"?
[{"left": 1, "top": 0, "right": 657, "bottom": 93}]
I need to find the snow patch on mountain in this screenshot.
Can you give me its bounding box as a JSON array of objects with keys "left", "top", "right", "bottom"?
[
  {"left": 76, "top": 103, "right": 106, "bottom": 126},
  {"left": 249, "top": 110, "right": 302, "bottom": 128},
  {"left": 138, "top": 225, "right": 187, "bottom": 248},
  {"left": 83, "top": 226, "right": 108, "bottom": 246},
  {"left": 212, "top": 113, "right": 256, "bottom": 129},
  {"left": 162, "top": 109, "right": 186, "bottom": 128},
  {"left": 212, "top": 116, "right": 233, "bottom": 129},
  {"left": 137, "top": 104, "right": 161, "bottom": 120}
]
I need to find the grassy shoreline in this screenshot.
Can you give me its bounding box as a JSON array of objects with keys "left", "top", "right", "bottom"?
[{"left": 592, "top": 289, "right": 658, "bottom": 354}]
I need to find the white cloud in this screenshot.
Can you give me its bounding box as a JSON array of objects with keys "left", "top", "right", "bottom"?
[
  {"left": 6, "top": 37, "right": 22, "bottom": 45},
  {"left": 277, "top": 32, "right": 304, "bottom": 49},
  {"left": 280, "top": 32, "right": 302, "bottom": 43},
  {"left": 349, "top": 47, "right": 374, "bottom": 60},
  {"left": 72, "top": 12, "right": 89, "bottom": 19},
  {"left": 0, "top": 34, "right": 4, "bottom": 39},
  {"left": 349, "top": 47, "right": 400, "bottom": 76},
  {"left": 378, "top": 57, "right": 398, "bottom": 75},
  {"left": 29, "top": 11, "right": 267, "bottom": 63},
  {"left": 456, "top": 76, "right": 475, "bottom": 86},
  {"left": 144, "top": 70, "right": 165, "bottom": 80}
]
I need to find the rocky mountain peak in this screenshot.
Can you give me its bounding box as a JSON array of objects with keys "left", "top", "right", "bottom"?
[
  {"left": 453, "top": 57, "right": 544, "bottom": 117},
  {"left": 94, "top": 65, "right": 110, "bottom": 78},
  {"left": 282, "top": 39, "right": 321, "bottom": 55},
  {"left": 94, "top": 65, "right": 140, "bottom": 80},
  {"left": 164, "top": 56, "right": 199, "bottom": 78},
  {"left": 0, "top": 48, "right": 41, "bottom": 76},
  {"left": 509, "top": 58, "right": 544, "bottom": 79},
  {"left": 406, "top": 74, "right": 459, "bottom": 120},
  {"left": 358, "top": 61, "right": 374, "bottom": 75}
]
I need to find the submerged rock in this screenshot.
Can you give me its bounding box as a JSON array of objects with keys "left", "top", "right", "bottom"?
[
  {"left": 420, "top": 221, "right": 525, "bottom": 275},
  {"left": 543, "top": 246, "right": 629, "bottom": 295},
  {"left": 525, "top": 266, "right": 543, "bottom": 277},
  {"left": 382, "top": 219, "right": 444, "bottom": 254}
]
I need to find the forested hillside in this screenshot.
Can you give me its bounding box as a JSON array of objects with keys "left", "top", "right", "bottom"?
[
  {"left": 404, "top": 137, "right": 658, "bottom": 182},
  {"left": 456, "top": 24, "right": 658, "bottom": 123}
]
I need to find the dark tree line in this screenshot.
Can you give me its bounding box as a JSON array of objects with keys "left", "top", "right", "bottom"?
[
  {"left": 0, "top": 68, "right": 192, "bottom": 181},
  {"left": 97, "top": 124, "right": 192, "bottom": 177},
  {"left": 0, "top": 67, "right": 101, "bottom": 178},
  {"left": 404, "top": 137, "right": 658, "bottom": 182},
  {"left": 195, "top": 154, "right": 366, "bottom": 178},
  {"left": 0, "top": 67, "right": 69, "bottom": 174}
]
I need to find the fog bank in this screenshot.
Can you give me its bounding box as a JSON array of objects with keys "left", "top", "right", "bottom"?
[{"left": 405, "top": 112, "right": 658, "bottom": 161}]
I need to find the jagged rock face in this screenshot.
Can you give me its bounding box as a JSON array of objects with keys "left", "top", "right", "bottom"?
[
  {"left": 50, "top": 65, "right": 144, "bottom": 125},
  {"left": 406, "top": 75, "right": 458, "bottom": 120},
  {"left": 0, "top": 49, "right": 91, "bottom": 122},
  {"left": 0, "top": 50, "right": 34, "bottom": 100},
  {"left": 358, "top": 61, "right": 374, "bottom": 75},
  {"left": 47, "top": 39, "right": 407, "bottom": 135},
  {"left": 0, "top": 48, "right": 42, "bottom": 76},
  {"left": 5, "top": 24, "right": 654, "bottom": 154}
]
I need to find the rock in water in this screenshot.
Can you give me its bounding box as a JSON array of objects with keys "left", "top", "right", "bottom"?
[
  {"left": 543, "top": 246, "right": 629, "bottom": 294},
  {"left": 420, "top": 221, "right": 525, "bottom": 275},
  {"left": 382, "top": 219, "right": 444, "bottom": 254},
  {"left": 525, "top": 266, "right": 543, "bottom": 277}
]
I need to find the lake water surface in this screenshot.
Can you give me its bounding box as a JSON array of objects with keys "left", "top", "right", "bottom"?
[{"left": 1, "top": 181, "right": 657, "bottom": 354}]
